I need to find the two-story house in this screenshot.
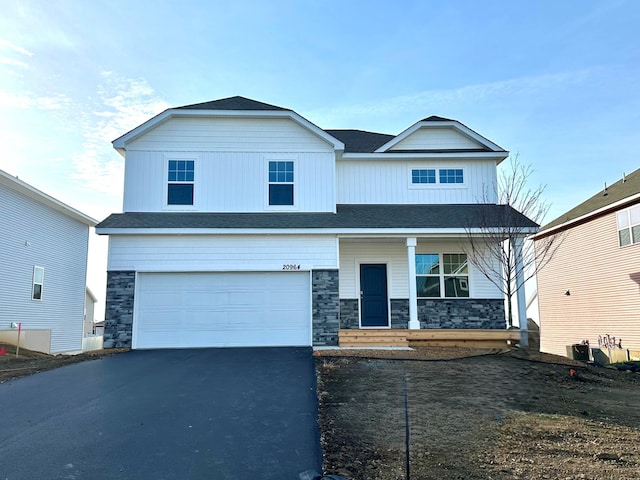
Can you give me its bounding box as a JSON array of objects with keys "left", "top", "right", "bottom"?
[
  {"left": 0, "top": 169, "right": 97, "bottom": 354},
  {"left": 533, "top": 168, "right": 640, "bottom": 359},
  {"left": 96, "top": 96, "right": 537, "bottom": 349}
]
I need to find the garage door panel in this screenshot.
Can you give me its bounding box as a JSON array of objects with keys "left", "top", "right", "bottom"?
[{"left": 135, "top": 272, "right": 310, "bottom": 348}]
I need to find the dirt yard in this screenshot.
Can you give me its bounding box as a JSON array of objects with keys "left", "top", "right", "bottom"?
[
  {"left": 0, "top": 343, "right": 126, "bottom": 383},
  {"left": 315, "top": 348, "right": 640, "bottom": 480},
  {"left": 3, "top": 343, "right": 640, "bottom": 479}
]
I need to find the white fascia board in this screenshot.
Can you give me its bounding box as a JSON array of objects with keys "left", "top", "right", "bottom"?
[
  {"left": 112, "top": 109, "right": 345, "bottom": 153},
  {"left": 374, "top": 119, "right": 507, "bottom": 154},
  {"left": 342, "top": 151, "right": 509, "bottom": 161},
  {"left": 533, "top": 191, "right": 640, "bottom": 240},
  {"left": 96, "top": 227, "right": 538, "bottom": 236},
  {"left": 0, "top": 169, "right": 98, "bottom": 226}
]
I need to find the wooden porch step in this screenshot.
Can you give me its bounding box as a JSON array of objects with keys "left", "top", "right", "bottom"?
[
  {"left": 338, "top": 329, "right": 409, "bottom": 347},
  {"left": 338, "top": 329, "right": 519, "bottom": 348}
]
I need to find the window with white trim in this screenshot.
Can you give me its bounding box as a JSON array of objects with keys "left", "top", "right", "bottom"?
[
  {"left": 410, "top": 168, "right": 464, "bottom": 185},
  {"left": 617, "top": 204, "right": 640, "bottom": 247},
  {"left": 411, "top": 169, "right": 436, "bottom": 184},
  {"left": 167, "top": 160, "right": 194, "bottom": 205},
  {"left": 32, "top": 266, "right": 44, "bottom": 300},
  {"left": 439, "top": 168, "right": 464, "bottom": 184},
  {"left": 268, "top": 161, "right": 294, "bottom": 206},
  {"left": 416, "top": 253, "right": 469, "bottom": 298}
]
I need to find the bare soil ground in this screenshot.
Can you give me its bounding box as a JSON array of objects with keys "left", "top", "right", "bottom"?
[
  {"left": 315, "top": 347, "right": 640, "bottom": 480},
  {"left": 0, "top": 343, "right": 127, "bottom": 383}
]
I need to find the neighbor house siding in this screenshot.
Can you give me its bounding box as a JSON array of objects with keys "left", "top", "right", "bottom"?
[
  {"left": 107, "top": 234, "right": 339, "bottom": 272},
  {"left": 123, "top": 150, "right": 335, "bottom": 213},
  {"left": 389, "top": 127, "right": 481, "bottom": 151},
  {"left": 536, "top": 210, "right": 640, "bottom": 356},
  {"left": 0, "top": 184, "right": 89, "bottom": 353},
  {"left": 336, "top": 159, "right": 497, "bottom": 204}
]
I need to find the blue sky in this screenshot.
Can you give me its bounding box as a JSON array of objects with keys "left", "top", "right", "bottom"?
[{"left": 1, "top": 0, "right": 638, "bottom": 316}]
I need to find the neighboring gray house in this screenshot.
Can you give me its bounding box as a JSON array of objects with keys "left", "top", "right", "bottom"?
[
  {"left": 96, "top": 96, "right": 537, "bottom": 349},
  {"left": 0, "top": 169, "right": 97, "bottom": 354}
]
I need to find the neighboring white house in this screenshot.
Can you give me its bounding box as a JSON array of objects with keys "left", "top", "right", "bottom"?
[
  {"left": 84, "top": 287, "right": 97, "bottom": 334},
  {"left": 96, "top": 96, "right": 537, "bottom": 349},
  {"left": 0, "top": 169, "right": 97, "bottom": 354}
]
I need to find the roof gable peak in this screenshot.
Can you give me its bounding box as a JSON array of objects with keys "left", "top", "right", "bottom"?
[{"left": 176, "top": 96, "right": 289, "bottom": 111}]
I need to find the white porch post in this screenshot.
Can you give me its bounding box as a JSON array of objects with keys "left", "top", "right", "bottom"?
[
  {"left": 406, "top": 237, "right": 420, "bottom": 330},
  {"left": 514, "top": 236, "right": 528, "bottom": 349}
]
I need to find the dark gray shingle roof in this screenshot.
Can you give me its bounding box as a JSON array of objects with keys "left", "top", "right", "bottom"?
[
  {"left": 324, "top": 130, "right": 394, "bottom": 153},
  {"left": 176, "top": 96, "right": 288, "bottom": 111},
  {"left": 96, "top": 204, "right": 537, "bottom": 231},
  {"left": 542, "top": 168, "right": 640, "bottom": 231}
]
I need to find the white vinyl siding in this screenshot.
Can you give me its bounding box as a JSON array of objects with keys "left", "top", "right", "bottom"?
[
  {"left": 389, "top": 127, "right": 482, "bottom": 151},
  {"left": 0, "top": 184, "right": 89, "bottom": 353},
  {"left": 127, "top": 117, "right": 333, "bottom": 153},
  {"left": 123, "top": 151, "right": 334, "bottom": 212},
  {"left": 107, "top": 235, "right": 338, "bottom": 272},
  {"left": 338, "top": 239, "right": 502, "bottom": 300},
  {"left": 134, "top": 272, "right": 311, "bottom": 348},
  {"left": 537, "top": 210, "right": 640, "bottom": 356},
  {"left": 339, "top": 240, "right": 408, "bottom": 299},
  {"left": 336, "top": 159, "right": 497, "bottom": 204}
]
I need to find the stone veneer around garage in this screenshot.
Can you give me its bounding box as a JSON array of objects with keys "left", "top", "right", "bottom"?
[
  {"left": 103, "top": 271, "right": 135, "bottom": 348},
  {"left": 312, "top": 269, "right": 340, "bottom": 346}
]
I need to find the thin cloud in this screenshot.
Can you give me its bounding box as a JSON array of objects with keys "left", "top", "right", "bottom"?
[
  {"left": 0, "top": 90, "right": 70, "bottom": 110},
  {"left": 308, "top": 68, "right": 601, "bottom": 129},
  {"left": 0, "top": 55, "right": 27, "bottom": 67},
  {"left": 71, "top": 73, "right": 170, "bottom": 197},
  {"left": 0, "top": 38, "right": 33, "bottom": 57}
]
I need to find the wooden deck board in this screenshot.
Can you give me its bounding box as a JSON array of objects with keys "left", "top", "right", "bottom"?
[{"left": 338, "top": 329, "right": 519, "bottom": 348}]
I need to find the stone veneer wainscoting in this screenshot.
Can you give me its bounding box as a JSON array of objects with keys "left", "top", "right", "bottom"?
[
  {"left": 312, "top": 269, "right": 340, "bottom": 346},
  {"left": 418, "top": 299, "right": 505, "bottom": 329},
  {"left": 103, "top": 271, "right": 135, "bottom": 348}
]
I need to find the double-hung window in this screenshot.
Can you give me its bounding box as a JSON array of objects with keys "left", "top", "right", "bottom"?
[
  {"left": 32, "top": 266, "right": 44, "bottom": 300},
  {"left": 268, "top": 161, "right": 294, "bottom": 206},
  {"left": 617, "top": 204, "right": 640, "bottom": 247},
  {"left": 416, "top": 253, "right": 469, "bottom": 298},
  {"left": 167, "top": 160, "right": 194, "bottom": 205}
]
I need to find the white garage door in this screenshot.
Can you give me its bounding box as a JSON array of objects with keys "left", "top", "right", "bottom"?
[{"left": 134, "top": 272, "right": 311, "bottom": 349}]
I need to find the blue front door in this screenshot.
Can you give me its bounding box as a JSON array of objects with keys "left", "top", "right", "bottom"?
[{"left": 360, "top": 264, "right": 389, "bottom": 327}]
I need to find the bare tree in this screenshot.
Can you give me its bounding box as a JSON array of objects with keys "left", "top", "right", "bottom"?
[{"left": 463, "top": 155, "right": 563, "bottom": 330}]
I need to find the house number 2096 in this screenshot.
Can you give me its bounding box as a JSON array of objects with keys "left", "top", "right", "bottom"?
[{"left": 282, "top": 264, "right": 301, "bottom": 270}]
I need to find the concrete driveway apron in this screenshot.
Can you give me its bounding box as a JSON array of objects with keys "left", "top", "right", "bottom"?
[{"left": 0, "top": 347, "right": 322, "bottom": 479}]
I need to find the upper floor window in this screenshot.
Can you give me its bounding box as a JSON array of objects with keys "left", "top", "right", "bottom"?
[
  {"left": 32, "top": 265, "right": 44, "bottom": 300},
  {"left": 416, "top": 253, "right": 469, "bottom": 298},
  {"left": 167, "top": 160, "right": 194, "bottom": 205},
  {"left": 617, "top": 204, "right": 640, "bottom": 247},
  {"left": 269, "top": 161, "right": 294, "bottom": 206},
  {"left": 439, "top": 169, "right": 464, "bottom": 184},
  {"left": 411, "top": 168, "right": 464, "bottom": 186}
]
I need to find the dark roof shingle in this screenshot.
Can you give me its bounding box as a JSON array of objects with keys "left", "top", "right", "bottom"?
[
  {"left": 176, "top": 96, "right": 288, "bottom": 111},
  {"left": 96, "top": 204, "right": 537, "bottom": 231},
  {"left": 542, "top": 168, "right": 640, "bottom": 231},
  {"left": 324, "top": 130, "right": 394, "bottom": 153}
]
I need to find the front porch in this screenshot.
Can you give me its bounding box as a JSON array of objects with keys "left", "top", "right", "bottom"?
[{"left": 312, "top": 235, "right": 528, "bottom": 347}]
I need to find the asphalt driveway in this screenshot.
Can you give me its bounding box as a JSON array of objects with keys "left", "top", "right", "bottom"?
[{"left": 0, "top": 347, "right": 322, "bottom": 479}]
